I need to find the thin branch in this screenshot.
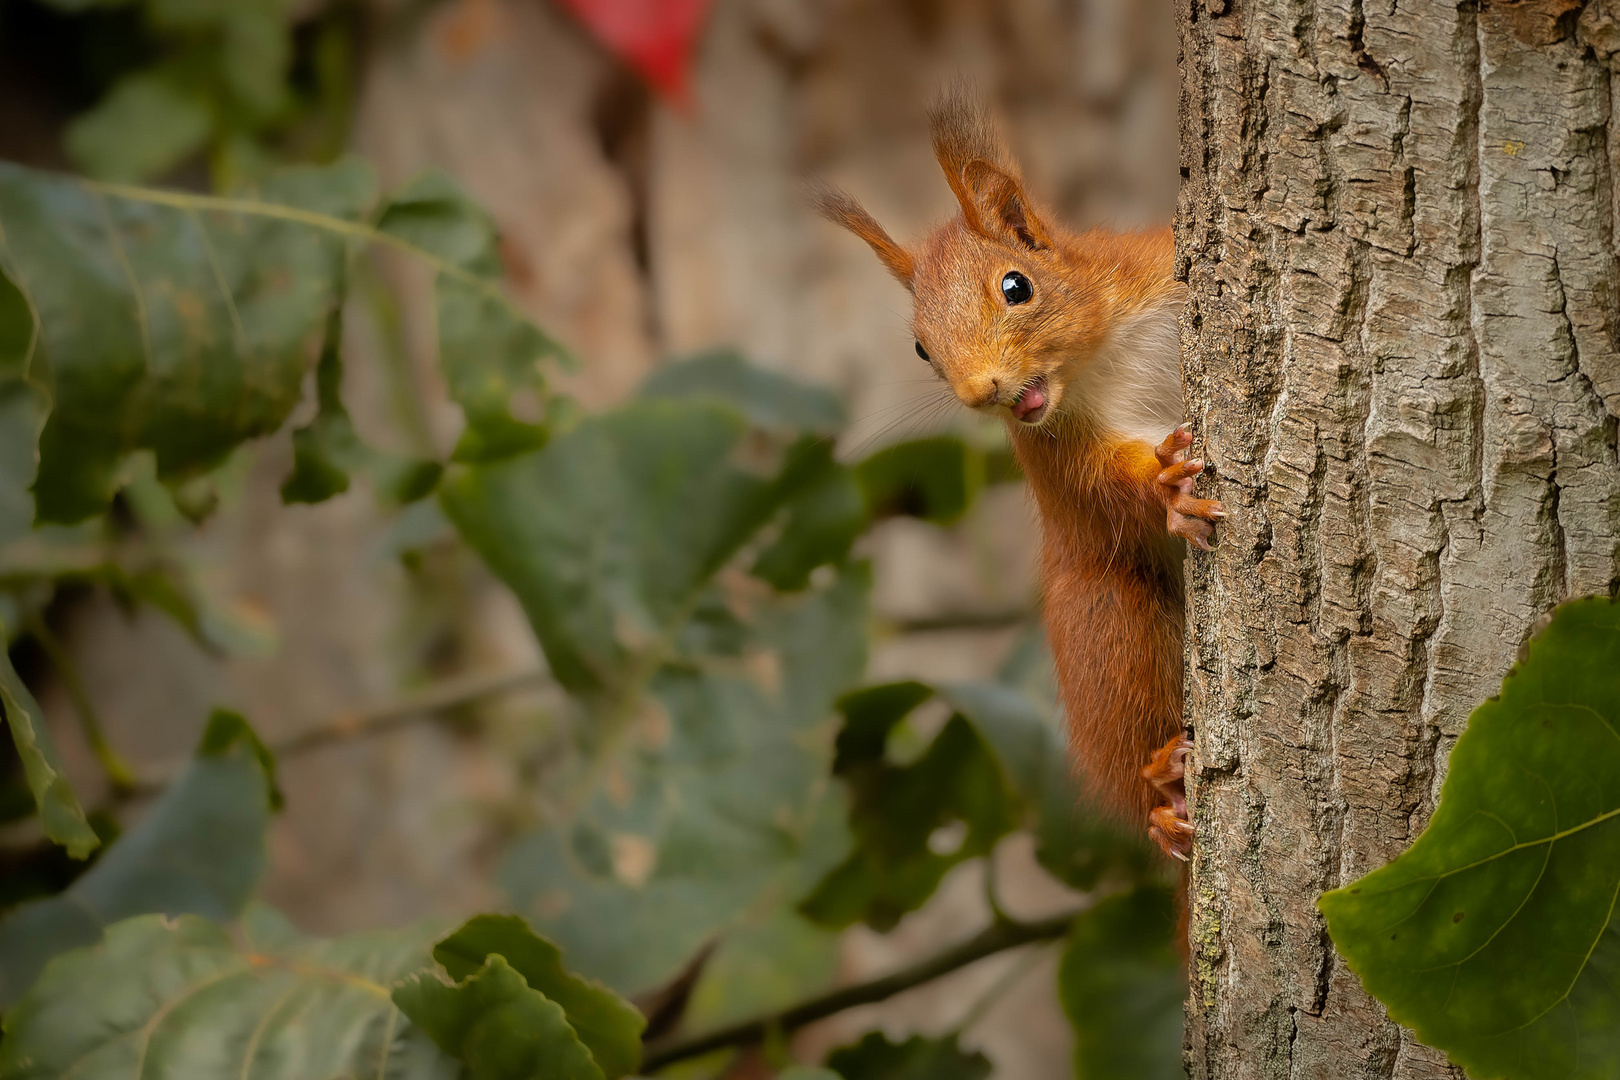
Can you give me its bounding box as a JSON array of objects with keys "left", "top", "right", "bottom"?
[
  {"left": 272, "top": 666, "right": 556, "bottom": 757},
  {"left": 883, "top": 609, "right": 1032, "bottom": 634},
  {"left": 949, "top": 937, "right": 1055, "bottom": 1035},
  {"left": 640, "top": 907, "right": 1083, "bottom": 1073},
  {"left": 23, "top": 609, "right": 137, "bottom": 792},
  {"left": 125, "top": 665, "right": 556, "bottom": 796}
]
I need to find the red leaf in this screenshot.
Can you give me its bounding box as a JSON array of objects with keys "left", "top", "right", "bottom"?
[{"left": 557, "top": 0, "right": 714, "bottom": 102}]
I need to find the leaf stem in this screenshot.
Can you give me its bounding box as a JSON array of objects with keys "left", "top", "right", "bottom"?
[
  {"left": 124, "top": 664, "right": 558, "bottom": 796},
  {"left": 77, "top": 178, "right": 560, "bottom": 361},
  {"left": 639, "top": 907, "right": 1083, "bottom": 1073}
]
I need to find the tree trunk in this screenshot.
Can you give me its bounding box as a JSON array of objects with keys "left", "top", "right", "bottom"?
[{"left": 1175, "top": 1, "right": 1620, "bottom": 1076}]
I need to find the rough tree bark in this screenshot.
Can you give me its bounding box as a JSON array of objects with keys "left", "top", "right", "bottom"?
[{"left": 1176, "top": 1, "right": 1620, "bottom": 1077}]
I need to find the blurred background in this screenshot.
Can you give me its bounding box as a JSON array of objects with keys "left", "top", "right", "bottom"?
[{"left": 0, "top": 0, "right": 1178, "bottom": 1075}]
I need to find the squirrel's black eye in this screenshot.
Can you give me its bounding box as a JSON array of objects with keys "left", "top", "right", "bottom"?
[
  {"left": 915, "top": 340, "right": 930, "bottom": 362},
  {"left": 1001, "top": 271, "right": 1033, "bottom": 305}
]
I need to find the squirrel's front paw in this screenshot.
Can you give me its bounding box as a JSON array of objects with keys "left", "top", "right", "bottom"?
[
  {"left": 1155, "top": 424, "right": 1225, "bottom": 551},
  {"left": 1143, "top": 734, "right": 1195, "bottom": 861}
]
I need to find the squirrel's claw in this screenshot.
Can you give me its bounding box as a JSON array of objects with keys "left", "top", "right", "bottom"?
[
  {"left": 1155, "top": 426, "right": 1224, "bottom": 549},
  {"left": 1154, "top": 423, "right": 1194, "bottom": 468},
  {"left": 1143, "top": 735, "right": 1194, "bottom": 861}
]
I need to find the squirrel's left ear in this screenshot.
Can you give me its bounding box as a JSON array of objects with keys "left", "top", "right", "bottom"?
[
  {"left": 960, "top": 160, "right": 1052, "bottom": 252},
  {"left": 810, "top": 183, "right": 915, "bottom": 287}
]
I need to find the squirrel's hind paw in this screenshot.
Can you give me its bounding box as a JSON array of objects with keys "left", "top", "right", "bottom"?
[{"left": 1143, "top": 735, "right": 1195, "bottom": 861}]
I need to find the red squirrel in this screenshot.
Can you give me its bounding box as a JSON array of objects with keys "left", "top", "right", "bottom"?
[{"left": 815, "top": 89, "right": 1221, "bottom": 860}]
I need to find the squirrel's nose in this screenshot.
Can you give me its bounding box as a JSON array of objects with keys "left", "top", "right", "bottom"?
[{"left": 960, "top": 375, "right": 1000, "bottom": 410}]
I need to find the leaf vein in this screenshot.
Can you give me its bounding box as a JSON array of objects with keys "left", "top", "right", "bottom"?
[
  {"left": 89, "top": 190, "right": 153, "bottom": 379},
  {"left": 188, "top": 208, "right": 251, "bottom": 360}
]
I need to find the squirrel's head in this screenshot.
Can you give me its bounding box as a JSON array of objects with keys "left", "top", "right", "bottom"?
[{"left": 813, "top": 87, "right": 1114, "bottom": 429}]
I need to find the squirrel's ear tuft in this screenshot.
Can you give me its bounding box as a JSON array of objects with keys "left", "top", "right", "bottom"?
[
  {"left": 929, "top": 82, "right": 1050, "bottom": 251},
  {"left": 810, "top": 183, "right": 914, "bottom": 287},
  {"left": 962, "top": 160, "right": 1052, "bottom": 251}
]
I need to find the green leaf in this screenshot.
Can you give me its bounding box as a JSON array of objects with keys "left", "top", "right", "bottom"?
[
  {"left": 1319, "top": 595, "right": 1620, "bottom": 1080},
  {"left": 0, "top": 159, "right": 375, "bottom": 522},
  {"left": 941, "top": 682, "right": 1152, "bottom": 891},
  {"left": 280, "top": 304, "right": 442, "bottom": 505},
  {"left": 824, "top": 1032, "right": 991, "bottom": 1080},
  {"left": 497, "top": 568, "right": 866, "bottom": 993},
  {"left": 428, "top": 914, "right": 645, "bottom": 1079},
  {"left": 780, "top": 1069, "right": 843, "bottom": 1080},
  {"left": 751, "top": 439, "right": 866, "bottom": 591},
  {"left": 0, "top": 162, "right": 555, "bottom": 524},
  {"left": 220, "top": 6, "right": 293, "bottom": 117},
  {"left": 805, "top": 678, "right": 1149, "bottom": 930},
  {"left": 0, "top": 260, "right": 33, "bottom": 379},
  {"left": 63, "top": 69, "right": 214, "bottom": 183},
  {"left": 376, "top": 171, "right": 567, "bottom": 463},
  {"left": 449, "top": 396, "right": 869, "bottom": 993},
  {"left": 0, "top": 708, "right": 277, "bottom": 1006},
  {"left": 0, "top": 906, "right": 459, "bottom": 1080},
  {"left": 442, "top": 400, "right": 800, "bottom": 700},
  {"left": 1058, "top": 886, "right": 1185, "bottom": 1080},
  {"left": 854, "top": 436, "right": 978, "bottom": 526},
  {"left": 638, "top": 351, "right": 845, "bottom": 436},
  {"left": 0, "top": 381, "right": 46, "bottom": 546},
  {"left": 800, "top": 684, "right": 1020, "bottom": 931},
  {"left": 0, "top": 624, "right": 97, "bottom": 860},
  {"left": 682, "top": 904, "right": 840, "bottom": 1031},
  {"left": 394, "top": 955, "right": 607, "bottom": 1080}
]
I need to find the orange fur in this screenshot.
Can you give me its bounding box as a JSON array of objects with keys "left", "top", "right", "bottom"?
[{"left": 817, "top": 88, "right": 1217, "bottom": 843}]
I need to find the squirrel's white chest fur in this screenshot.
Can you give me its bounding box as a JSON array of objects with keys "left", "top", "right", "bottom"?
[{"left": 1066, "top": 292, "right": 1185, "bottom": 446}]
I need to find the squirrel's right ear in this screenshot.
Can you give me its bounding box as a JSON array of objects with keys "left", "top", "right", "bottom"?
[
  {"left": 928, "top": 84, "right": 1052, "bottom": 251},
  {"left": 810, "top": 184, "right": 914, "bottom": 288}
]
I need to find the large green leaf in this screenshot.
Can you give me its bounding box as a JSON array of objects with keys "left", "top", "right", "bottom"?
[
  {"left": 394, "top": 955, "right": 607, "bottom": 1080},
  {"left": 0, "top": 620, "right": 97, "bottom": 860},
  {"left": 495, "top": 567, "right": 866, "bottom": 993},
  {"left": 1058, "top": 887, "right": 1185, "bottom": 1080},
  {"left": 0, "top": 161, "right": 560, "bottom": 526},
  {"left": 442, "top": 400, "right": 784, "bottom": 700},
  {"left": 0, "top": 709, "right": 277, "bottom": 1006},
  {"left": 0, "top": 160, "right": 374, "bottom": 523},
  {"left": 427, "top": 915, "right": 645, "bottom": 1079},
  {"left": 447, "top": 398, "right": 868, "bottom": 993},
  {"left": 1320, "top": 596, "right": 1620, "bottom": 1079},
  {"left": 801, "top": 676, "right": 1144, "bottom": 931},
  {"left": 799, "top": 683, "right": 1021, "bottom": 931},
  {"left": 0, "top": 906, "right": 458, "bottom": 1080},
  {"left": 824, "top": 1032, "right": 991, "bottom": 1080}
]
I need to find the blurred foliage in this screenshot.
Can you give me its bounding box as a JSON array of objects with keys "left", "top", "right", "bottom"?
[
  {"left": 0, "top": 708, "right": 275, "bottom": 1005},
  {"left": 1059, "top": 887, "right": 1185, "bottom": 1080},
  {"left": 16, "top": 0, "right": 357, "bottom": 189},
  {"left": 826, "top": 1032, "right": 990, "bottom": 1080},
  {"left": 1321, "top": 597, "right": 1620, "bottom": 1080},
  {"left": 0, "top": 158, "right": 1182, "bottom": 1078}
]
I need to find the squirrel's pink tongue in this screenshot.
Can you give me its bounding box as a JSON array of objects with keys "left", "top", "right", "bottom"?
[{"left": 1012, "top": 383, "right": 1047, "bottom": 420}]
